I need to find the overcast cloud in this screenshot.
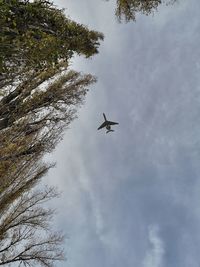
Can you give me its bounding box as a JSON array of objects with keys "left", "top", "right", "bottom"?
[{"left": 44, "top": 1, "right": 200, "bottom": 267}]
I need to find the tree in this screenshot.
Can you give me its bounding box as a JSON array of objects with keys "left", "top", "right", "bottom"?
[
  {"left": 110, "top": 0, "right": 177, "bottom": 22},
  {"left": 0, "top": 65, "right": 96, "bottom": 267},
  {"left": 0, "top": 127, "right": 64, "bottom": 267},
  {"left": 0, "top": 187, "right": 65, "bottom": 267},
  {"left": 0, "top": 1, "right": 102, "bottom": 165},
  {"left": 0, "top": 63, "right": 96, "bottom": 164},
  {"left": 0, "top": 156, "right": 53, "bottom": 215},
  {"left": 0, "top": 1, "right": 103, "bottom": 266},
  {"left": 0, "top": 0, "right": 103, "bottom": 82}
]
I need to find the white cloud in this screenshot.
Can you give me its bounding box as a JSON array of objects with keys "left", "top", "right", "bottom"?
[{"left": 143, "top": 225, "right": 165, "bottom": 267}]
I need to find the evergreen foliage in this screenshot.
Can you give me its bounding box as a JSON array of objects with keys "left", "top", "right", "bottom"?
[{"left": 0, "top": 0, "right": 103, "bottom": 81}]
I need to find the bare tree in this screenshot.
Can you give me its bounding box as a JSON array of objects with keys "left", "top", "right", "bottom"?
[
  {"left": 0, "top": 157, "right": 53, "bottom": 216},
  {"left": 0, "top": 187, "right": 65, "bottom": 267}
]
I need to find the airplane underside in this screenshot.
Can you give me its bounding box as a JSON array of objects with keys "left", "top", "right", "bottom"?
[{"left": 98, "top": 113, "right": 119, "bottom": 133}]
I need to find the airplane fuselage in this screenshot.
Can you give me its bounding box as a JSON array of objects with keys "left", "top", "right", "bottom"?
[{"left": 106, "top": 125, "right": 111, "bottom": 130}]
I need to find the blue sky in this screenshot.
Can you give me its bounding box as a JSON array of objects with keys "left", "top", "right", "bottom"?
[{"left": 44, "top": 1, "right": 200, "bottom": 266}]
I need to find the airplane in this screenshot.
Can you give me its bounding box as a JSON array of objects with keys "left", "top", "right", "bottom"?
[{"left": 97, "top": 113, "right": 119, "bottom": 133}]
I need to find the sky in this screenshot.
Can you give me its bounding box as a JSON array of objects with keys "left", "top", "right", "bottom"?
[{"left": 44, "top": 1, "right": 200, "bottom": 267}]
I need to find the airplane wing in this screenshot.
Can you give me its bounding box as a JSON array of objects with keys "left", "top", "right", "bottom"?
[
  {"left": 103, "top": 113, "right": 107, "bottom": 121},
  {"left": 107, "top": 121, "right": 119, "bottom": 126},
  {"left": 97, "top": 121, "right": 107, "bottom": 130}
]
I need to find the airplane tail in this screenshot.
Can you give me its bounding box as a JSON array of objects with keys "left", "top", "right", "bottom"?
[
  {"left": 106, "top": 129, "right": 114, "bottom": 134},
  {"left": 103, "top": 113, "right": 107, "bottom": 121}
]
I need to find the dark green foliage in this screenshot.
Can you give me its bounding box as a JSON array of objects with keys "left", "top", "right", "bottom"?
[{"left": 0, "top": 0, "right": 103, "bottom": 80}]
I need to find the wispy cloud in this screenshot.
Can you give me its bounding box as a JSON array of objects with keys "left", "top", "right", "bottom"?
[{"left": 143, "top": 225, "right": 165, "bottom": 267}]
